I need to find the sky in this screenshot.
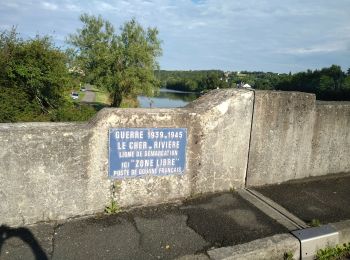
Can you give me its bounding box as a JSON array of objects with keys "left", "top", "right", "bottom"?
[{"left": 0, "top": 0, "right": 349, "bottom": 73}]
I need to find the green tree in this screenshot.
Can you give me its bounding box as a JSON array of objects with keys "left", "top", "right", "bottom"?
[
  {"left": 321, "top": 65, "right": 344, "bottom": 90},
  {"left": 255, "top": 79, "right": 273, "bottom": 90},
  {"left": 318, "top": 75, "right": 334, "bottom": 92},
  {"left": 199, "top": 72, "right": 228, "bottom": 91},
  {"left": 67, "top": 14, "right": 162, "bottom": 107},
  {"left": 342, "top": 76, "right": 350, "bottom": 98},
  {"left": 66, "top": 14, "right": 116, "bottom": 88},
  {"left": 0, "top": 28, "right": 72, "bottom": 122}
]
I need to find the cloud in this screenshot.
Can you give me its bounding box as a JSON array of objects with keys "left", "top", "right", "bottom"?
[
  {"left": 41, "top": 2, "right": 58, "bottom": 10},
  {"left": 0, "top": 0, "right": 349, "bottom": 72},
  {"left": 64, "top": 3, "right": 81, "bottom": 12},
  {"left": 94, "top": 1, "right": 118, "bottom": 12},
  {"left": 280, "top": 42, "right": 349, "bottom": 55}
]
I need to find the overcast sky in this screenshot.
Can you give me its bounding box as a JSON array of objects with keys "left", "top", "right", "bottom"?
[{"left": 1, "top": 0, "right": 349, "bottom": 73}]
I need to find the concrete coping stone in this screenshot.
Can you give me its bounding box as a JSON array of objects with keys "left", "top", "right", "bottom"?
[
  {"left": 316, "top": 100, "right": 350, "bottom": 106},
  {"left": 207, "top": 219, "right": 350, "bottom": 260},
  {"left": 0, "top": 121, "right": 86, "bottom": 130}
]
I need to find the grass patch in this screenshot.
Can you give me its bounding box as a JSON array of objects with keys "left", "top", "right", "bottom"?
[
  {"left": 77, "top": 90, "right": 86, "bottom": 102},
  {"left": 316, "top": 242, "right": 350, "bottom": 260},
  {"left": 92, "top": 86, "right": 110, "bottom": 105},
  {"left": 283, "top": 251, "right": 294, "bottom": 260},
  {"left": 105, "top": 200, "right": 121, "bottom": 215},
  {"left": 120, "top": 96, "right": 139, "bottom": 108},
  {"left": 310, "top": 218, "right": 321, "bottom": 227}
]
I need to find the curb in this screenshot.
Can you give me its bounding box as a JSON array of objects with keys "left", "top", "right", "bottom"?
[
  {"left": 330, "top": 220, "right": 350, "bottom": 244},
  {"left": 207, "top": 233, "right": 299, "bottom": 260},
  {"left": 207, "top": 220, "right": 350, "bottom": 260}
]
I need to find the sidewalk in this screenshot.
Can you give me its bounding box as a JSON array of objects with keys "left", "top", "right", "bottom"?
[
  {"left": 1, "top": 173, "right": 349, "bottom": 260},
  {"left": 255, "top": 173, "right": 350, "bottom": 225}
]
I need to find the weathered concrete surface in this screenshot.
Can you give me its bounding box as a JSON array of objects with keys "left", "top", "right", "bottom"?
[
  {"left": 246, "top": 91, "right": 316, "bottom": 186},
  {"left": 0, "top": 89, "right": 254, "bottom": 226},
  {"left": 186, "top": 89, "right": 254, "bottom": 192},
  {"left": 1, "top": 89, "right": 349, "bottom": 227},
  {"left": 246, "top": 92, "right": 350, "bottom": 186},
  {"left": 88, "top": 108, "right": 194, "bottom": 209},
  {"left": 330, "top": 219, "right": 350, "bottom": 244},
  {"left": 89, "top": 89, "right": 253, "bottom": 209},
  {"left": 207, "top": 234, "right": 300, "bottom": 260},
  {"left": 308, "top": 101, "right": 350, "bottom": 176},
  {"left": 255, "top": 173, "right": 350, "bottom": 224},
  {"left": 0, "top": 123, "right": 109, "bottom": 227}
]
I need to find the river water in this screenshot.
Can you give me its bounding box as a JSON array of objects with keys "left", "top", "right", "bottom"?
[{"left": 137, "top": 88, "right": 200, "bottom": 108}]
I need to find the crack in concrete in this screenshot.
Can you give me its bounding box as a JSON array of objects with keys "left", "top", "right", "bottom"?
[
  {"left": 48, "top": 222, "right": 59, "bottom": 259},
  {"left": 126, "top": 214, "right": 157, "bottom": 259},
  {"left": 182, "top": 211, "right": 214, "bottom": 256},
  {"left": 126, "top": 214, "right": 143, "bottom": 247},
  {"left": 244, "top": 89, "right": 256, "bottom": 187}
]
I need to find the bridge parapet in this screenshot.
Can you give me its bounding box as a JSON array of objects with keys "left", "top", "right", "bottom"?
[{"left": 1, "top": 89, "right": 349, "bottom": 226}]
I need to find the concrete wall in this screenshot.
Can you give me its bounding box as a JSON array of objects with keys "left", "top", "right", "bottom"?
[
  {"left": 88, "top": 89, "right": 253, "bottom": 208},
  {"left": 1, "top": 89, "right": 349, "bottom": 226},
  {"left": 186, "top": 90, "right": 253, "bottom": 193},
  {"left": 0, "top": 123, "right": 103, "bottom": 226},
  {"left": 0, "top": 89, "right": 253, "bottom": 226},
  {"left": 308, "top": 102, "right": 350, "bottom": 176},
  {"left": 246, "top": 91, "right": 350, "bottom": 186},
  {"left": 246, "top": 91, "right": 316, "bottom": 186}
]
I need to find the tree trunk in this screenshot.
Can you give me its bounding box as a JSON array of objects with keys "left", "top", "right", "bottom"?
[{"left": 111, "top": 90, "right": 123, "bottom": 107}]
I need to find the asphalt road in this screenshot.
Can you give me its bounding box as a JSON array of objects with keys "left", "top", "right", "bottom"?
[{"left": 81, "top": 85, "right": 95, "bottom": 103}]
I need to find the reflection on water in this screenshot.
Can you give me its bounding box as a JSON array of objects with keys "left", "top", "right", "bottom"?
[{"left": 138, "top": 88, "right": 200, "bottom": 108}]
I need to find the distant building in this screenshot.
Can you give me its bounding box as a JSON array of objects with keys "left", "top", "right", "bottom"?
[
  {"left": 242, "top": 83, "right": 252, "bottom": 89},
  {"left": 237, "top": 82, "right": 252, "bottom": 89}
]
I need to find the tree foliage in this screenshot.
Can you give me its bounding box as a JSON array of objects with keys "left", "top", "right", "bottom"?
[
  {"left": 0, "top": 28, "right": 73, "bottom": 122},
  {"left": 274, "top": 65, "right": 350, "bottom": 100},
  {"left": 67, "top": 14, "right": 162, "bottom": 107},
  {"left": 159, "top": 65, "right": 350, "bottom": 100},
  {"left": 157, "top": 70, "right": 229, "bottom": 92}
]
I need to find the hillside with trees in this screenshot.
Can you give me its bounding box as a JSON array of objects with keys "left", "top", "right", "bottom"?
[
  {"left": 157, "top": 70, "right": 230, "bottom": 92},
  {"left": 229, "top": 65, "right": 350, "bottom": 100},
  {"left": 274, "top": 65, "right": 350, "bottom": 100},
  {"left": 159, "top": 65, "right": 350, "bottom": 101}
]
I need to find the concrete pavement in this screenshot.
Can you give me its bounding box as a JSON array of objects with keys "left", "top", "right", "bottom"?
[{"left": 1, "top": 173, "right": 350, "bottom": 259}]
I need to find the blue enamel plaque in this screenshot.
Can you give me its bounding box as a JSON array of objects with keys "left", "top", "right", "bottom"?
[{"left": 109, "top": 128, "right": 187, "bottom": 179}]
